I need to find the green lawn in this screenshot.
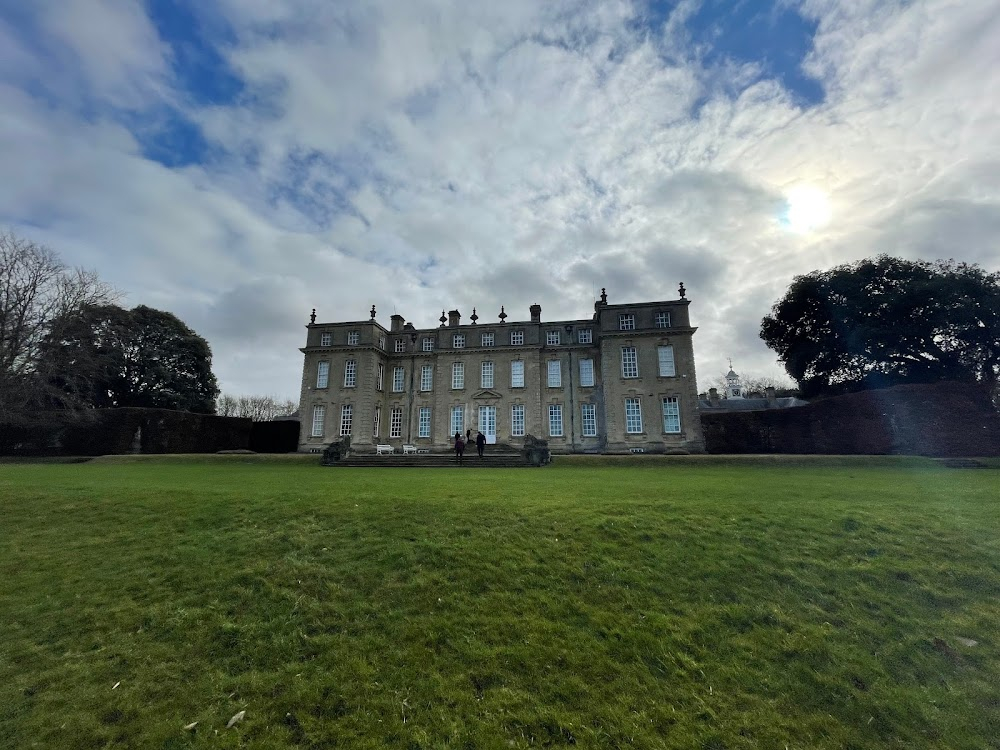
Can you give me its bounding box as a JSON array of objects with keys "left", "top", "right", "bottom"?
[{"left": 1, "top": 457, "right": 998, "bottom": 749}]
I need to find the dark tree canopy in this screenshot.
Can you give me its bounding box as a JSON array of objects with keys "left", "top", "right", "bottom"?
[
  {"left": 43, "top": 304, "right": 220, "bottom": 413},
  {"left": 760, "top": 256, "right": 1000, "bottom": 397}
]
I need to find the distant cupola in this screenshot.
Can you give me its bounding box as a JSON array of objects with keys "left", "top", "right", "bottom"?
[{"left": 724, "top": 361, "right": 743, "bottom": 400}]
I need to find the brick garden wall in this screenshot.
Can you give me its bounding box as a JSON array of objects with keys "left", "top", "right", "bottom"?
[{"left": 701, "top": 382, "right": 1000, "bottom": 457}]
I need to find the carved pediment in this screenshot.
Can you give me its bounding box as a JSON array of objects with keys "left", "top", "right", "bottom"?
[{"left": 471, "top": 389, "right": 503, "bottom": 401}]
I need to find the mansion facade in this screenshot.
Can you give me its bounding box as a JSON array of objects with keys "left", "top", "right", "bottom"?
[{"left": 297, "top": 287, "right": 705, "bottom": 454}]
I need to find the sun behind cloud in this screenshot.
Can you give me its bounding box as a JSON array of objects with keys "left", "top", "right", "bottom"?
[{"left": 783, "top": 183, "right": 833, "bottom": 233}]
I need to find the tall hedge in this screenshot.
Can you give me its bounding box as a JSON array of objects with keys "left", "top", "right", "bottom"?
[
  {"left": 701, "top": 382, "right": 1000, "bottom": 457},
  {"left": 248, "top": 420, "right": 300, "bottom": 453},
  {"left": 0, "top": 408, "right": 252, "bottom": 456}
]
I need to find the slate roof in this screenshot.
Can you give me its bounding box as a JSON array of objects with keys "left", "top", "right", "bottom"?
[{"left": 698, "top": 397, "right": 808, "bottom": 412}]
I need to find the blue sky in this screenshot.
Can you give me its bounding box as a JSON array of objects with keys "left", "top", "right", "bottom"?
[{"left": 1, "top": 0, "right": 998, "bottom": 400}]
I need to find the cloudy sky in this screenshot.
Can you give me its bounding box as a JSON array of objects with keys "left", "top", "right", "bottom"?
[{"left": 1, "top": 0, "right": 998, "bottom": 401}]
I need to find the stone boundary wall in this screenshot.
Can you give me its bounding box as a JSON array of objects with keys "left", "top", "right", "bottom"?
[{"left": 700, "top": 382, "right": 1000, "bottom": 457}]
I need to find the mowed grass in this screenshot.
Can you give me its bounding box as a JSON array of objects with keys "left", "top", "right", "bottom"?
[{"left": 1, "top": 457, "right": 998, "bottom": 749}]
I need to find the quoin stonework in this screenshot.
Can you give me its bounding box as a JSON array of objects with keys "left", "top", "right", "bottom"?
[{"left": 298, "top": 286, "right": 705, "bottom": 454}]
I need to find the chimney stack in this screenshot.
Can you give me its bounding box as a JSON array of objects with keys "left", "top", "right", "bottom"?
[
  {"left": 709, "top": 388, "right": 720, "bottom": 407},
  {"left": 390, "top": 314, "right": 404, "bottom": 332},
  {"left": 530, "top": 303, "right": 541, "bottom": 323},
  {"left": 448, "top": 309, "right": 461, "bottom": 327},
  {"left": 765, "top": 386, "right": 777, "bottom": 407}
]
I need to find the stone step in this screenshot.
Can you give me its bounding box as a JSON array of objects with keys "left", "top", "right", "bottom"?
[
  {"left": 333, "top": 462, "right": 532, "bottom": 468},
  {"left": 326, "top": 453, "right": 534, "bottom": 468}
]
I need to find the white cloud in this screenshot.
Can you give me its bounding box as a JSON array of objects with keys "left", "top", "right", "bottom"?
[
  {"left": 1, "top": 0, "right": 998, "bottom": 400},
  {"left": 27, "top": 0, "right": 171, "bottom": 109}
]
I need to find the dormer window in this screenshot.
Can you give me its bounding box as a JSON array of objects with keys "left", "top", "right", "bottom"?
[
  {"left": 394, "top": 339, "right": 405, "bottom": 353},
  {"left": 481, "top": 332, "right": 494, "bottom": 347},
  {"left": 320, "top": 332, "right": 332, "bottom": 346},
  {"left": 619, "top": 314, "right": 635, "bottom": 331},
  {"left": 453, "top": 334, "right": 465, "bottom": 348},
  {"left": 546, "top": 331, "right": 560, "bottom": 345},
  {"left": 655, "top": 311, "right": 670, "bottom": 328},
  {"left": 348, "top": 331, "right": 359, "bottom": 345},
  {"left": 422, "top": 337, "right": 434, "bottom": 351}
]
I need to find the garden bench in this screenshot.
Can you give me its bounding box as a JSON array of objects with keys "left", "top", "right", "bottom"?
[
  {"left": 375, "top": 444, "right": 395, "bottom": 455},
  {"left": 402, "top": 444, "right": 418, "bottom": 455}
]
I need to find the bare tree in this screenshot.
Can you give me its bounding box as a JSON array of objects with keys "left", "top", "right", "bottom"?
[
  {"left": 216, "top": 393, "right": 240, "bottom": 417},
  {"left": 0, "top": 230, "right": 118, "bottom": 421},
  {"left": 216, "top": 393, "right": 297, "bottom": 421}
]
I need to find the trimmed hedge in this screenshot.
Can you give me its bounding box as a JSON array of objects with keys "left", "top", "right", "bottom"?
[
  {"left": 0, "top": 408, "right": 252, "bottom": 456},
  {"left": 701, "top": 381, "right": 1000, "bottom": 457},
  {"left": 248, "top": 420, "right": 300, "bottom": 453}
]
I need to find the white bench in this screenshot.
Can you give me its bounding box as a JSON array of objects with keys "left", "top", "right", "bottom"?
[
  {"left": 402, "top": 444, "right": 418, "bottom": 455},
  {"left": 375, "top": 444, "right": 395, "bottom": 455}
]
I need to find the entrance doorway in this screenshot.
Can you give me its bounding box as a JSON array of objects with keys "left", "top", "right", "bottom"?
[{"left": 478, "top": 406, "right": 497, "bottom": 444}]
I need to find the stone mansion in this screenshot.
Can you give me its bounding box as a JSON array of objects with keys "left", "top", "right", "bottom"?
[{"left": 297, "top": 286, "right": 705, "bottom": 454}]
